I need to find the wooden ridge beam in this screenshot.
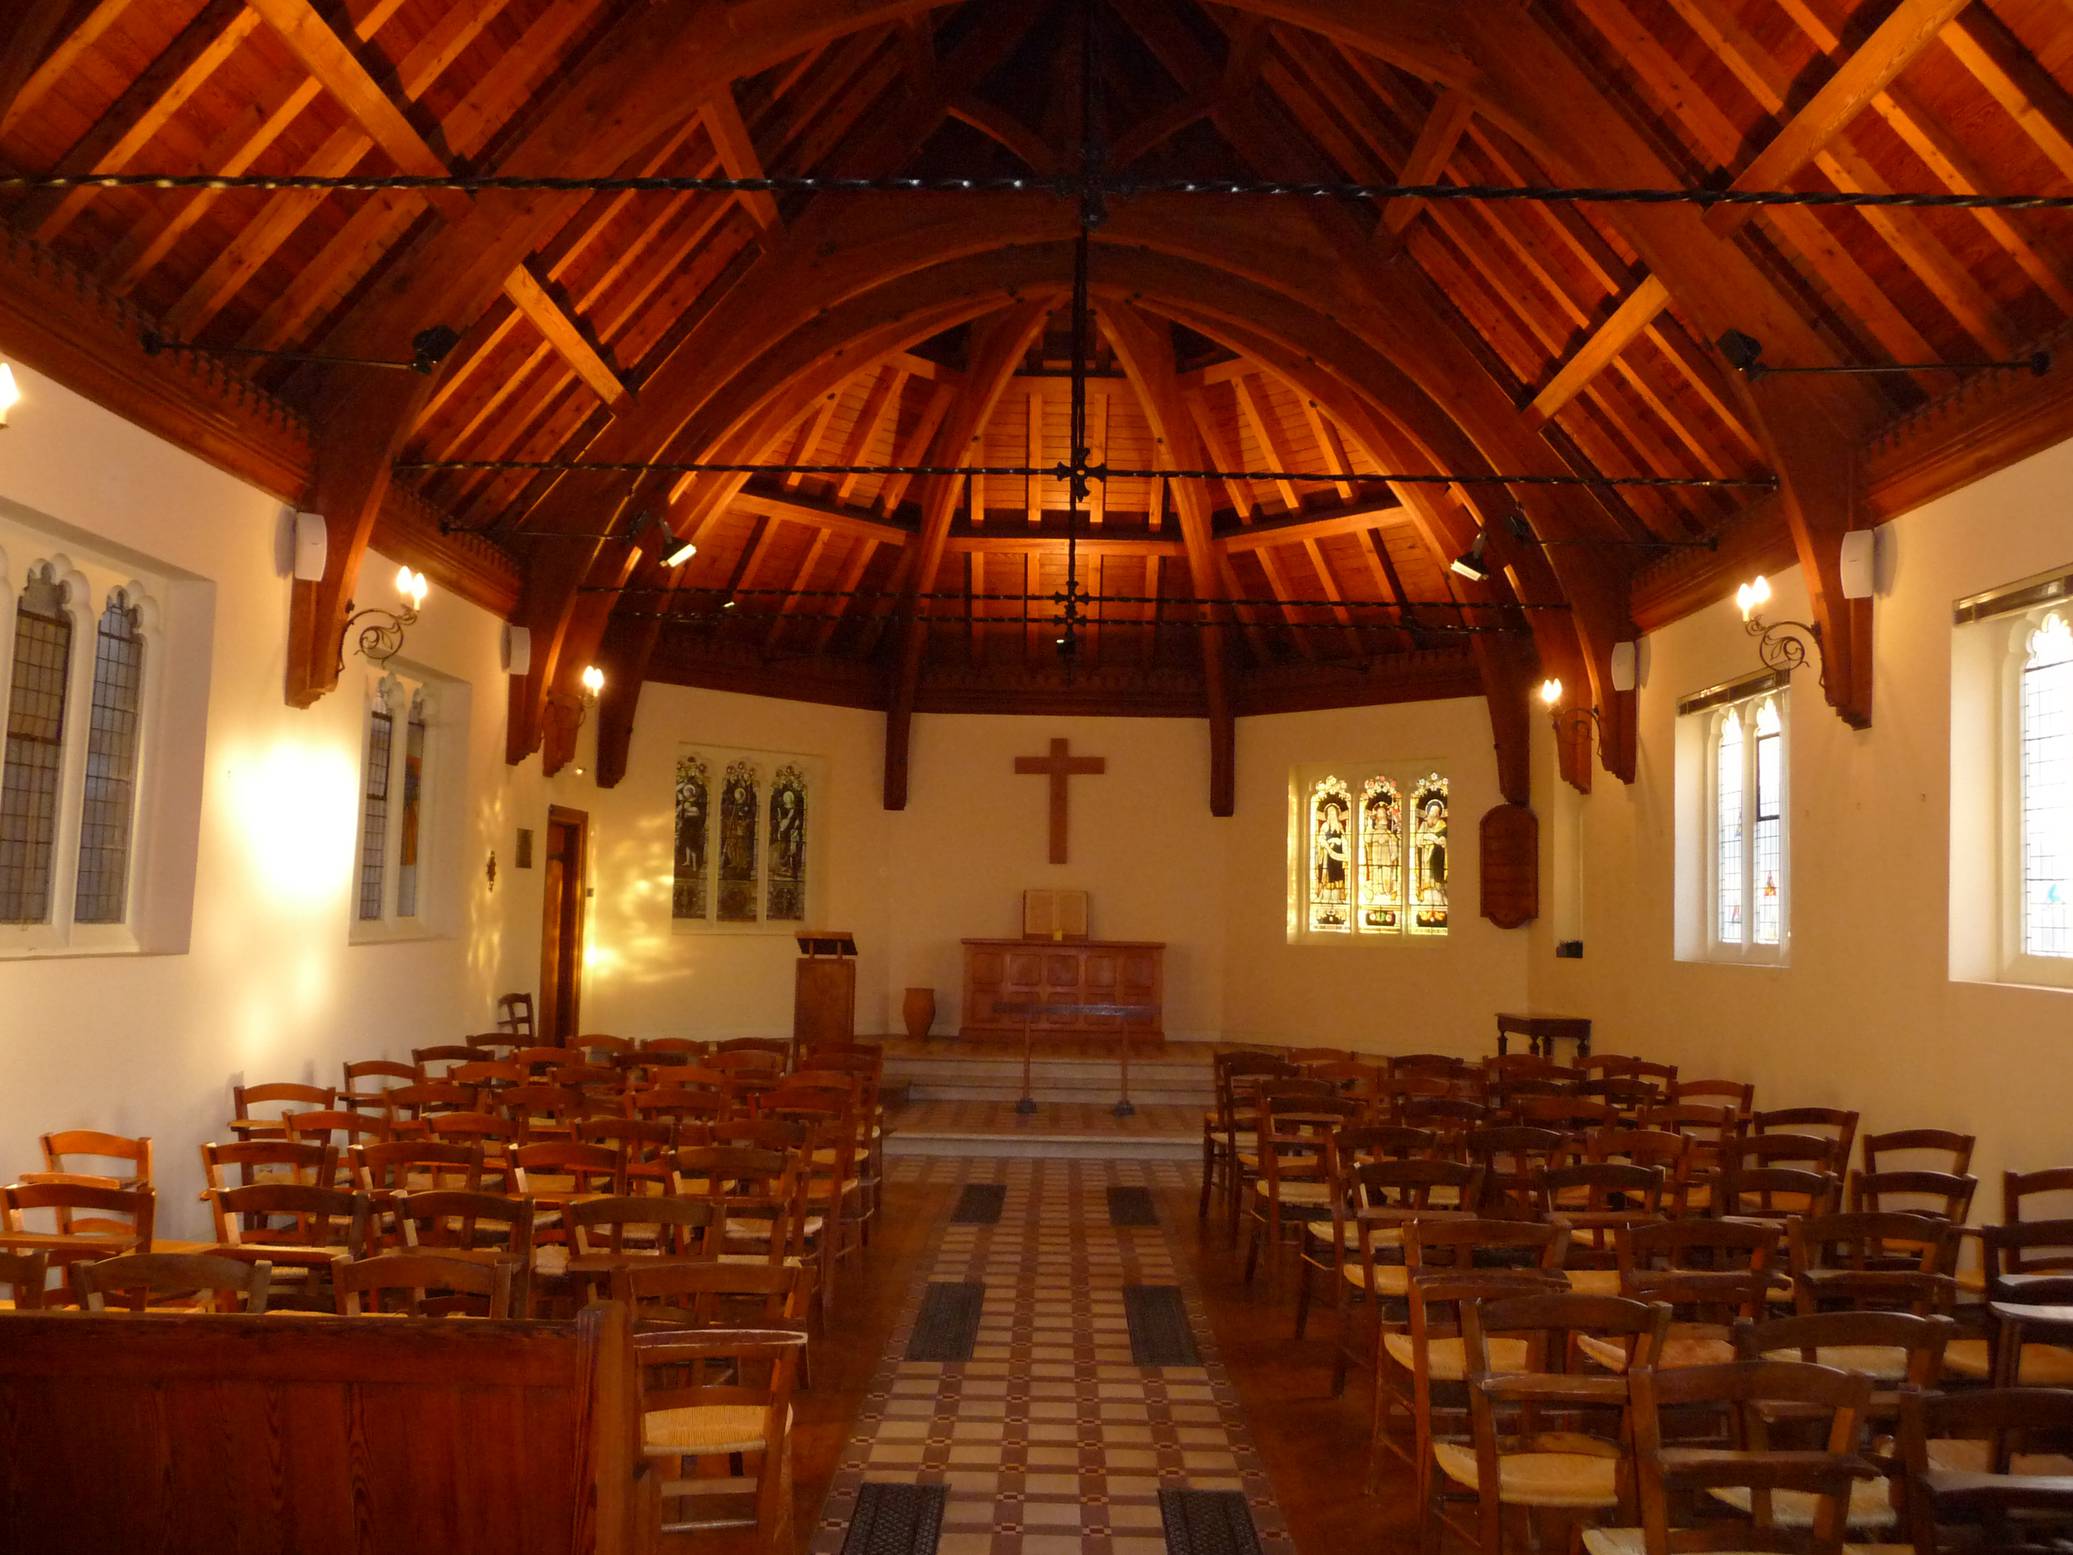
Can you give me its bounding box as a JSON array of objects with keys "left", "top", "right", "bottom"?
[
  {"left": 1525, "top": 276, "right": 1669, "bottom": 428},
  {"left": 704, "top": 88, "right": 781, "bottom": 231},
  {"left": 1380, "top": 89, "right": 1473, "bottom": 235},
  {"left": 1704, "top": 0, "right": 1972, "bottom": 236},
  {"left": 1214, "top": 502, "right": 1403, "bottom": 552}
]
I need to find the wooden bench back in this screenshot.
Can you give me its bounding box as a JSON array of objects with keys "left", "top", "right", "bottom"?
[{"left": 0, "top": 1302, "right": 651, "bottom": 1555}]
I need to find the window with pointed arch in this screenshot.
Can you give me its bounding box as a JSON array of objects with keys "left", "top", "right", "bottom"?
[
  {"left": 1292, "top": 765, "right": 1446, "bottom": 942},
  {"left": 0, "top": 543, "right": 166, "bottom": 953},
  {"left": 1708, "top": 689, "right": 1788, "bottom": 961},
  {"left": 351, "top": 672, "right": 452, "bottom": 940}
]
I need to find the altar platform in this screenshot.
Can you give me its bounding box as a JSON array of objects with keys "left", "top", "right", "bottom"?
[{"left": 879, "top": 1034, "right": 1216, "bottom": 1159}]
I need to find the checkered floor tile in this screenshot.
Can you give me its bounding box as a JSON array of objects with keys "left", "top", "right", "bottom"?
[{"left": 814, "top": 1157, "right": 1292, "bottom": 1555}]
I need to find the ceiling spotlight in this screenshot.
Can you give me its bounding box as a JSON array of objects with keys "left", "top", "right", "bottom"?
[
  {"left": 663, "top": 537, "right": 698, "bottom": 567},
  {"left": 1449, "top": 530, "right": 1492, "bottom": 583},
  {"left": 1718, "top": 329, "right": 1766, "bottom": 376}
]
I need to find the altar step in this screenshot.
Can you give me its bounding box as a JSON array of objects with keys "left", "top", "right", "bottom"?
[
  {"left": 881, "top": 1099, "right": 1202, "bottom": 1161},
  {"left": 883, "top": 1052, "right": 1216, "bottom": 1109}
]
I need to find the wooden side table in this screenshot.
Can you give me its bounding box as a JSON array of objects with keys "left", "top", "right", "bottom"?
[{"left": 1494, "top": 1012, "right": 1592, "bottom": 1059}]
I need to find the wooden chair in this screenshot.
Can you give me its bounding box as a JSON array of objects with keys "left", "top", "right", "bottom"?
[
  {"left": 1948, "top": 1243, "right": 2073, "bottom": 1385},
  {"left": 1375, "top": 1218, "right": 1570, "bottom": 1495},
  {"left": 394, "top": 1189, "right": 538, "bottom": 1314},
  {"left": 796, "top": 1048, "right": 886, "bottom": 1236},
  {"left": 1861, "top": 1127, "right": 1974, "bottom": 1178},
  {"left": 1714, "top": 1157, "right": 1842, "bottom": 1226},
  {"left": 422, "top": 1111, "right": 524, "bottom": 1183},
  {"left": 1666, "top": 1076, "right": 1754, "bottom": 1116},
  {"left": 1327, "top": 1157, "right": 1485, "bottom": 1396},
  {"left": 614, "top": 1258, "right": 807, "bottom": 1328},
  {"left": 508, "top": 1045, "right": 572, "bottom": 1076},
  {"left": 1, "top": 1180, "right": 156, "bottom": 1271},
  {"left": 1753, "top": 1106, "right": 1859, "bottom": 1169},
  {"left": 712, "top": 1038, "right": 788, "bottom": 1062},
  {"left": 1850, "top": 1168, "right": 1979, "bottom": 1226},
  {"left": 575, "top": 1116, "right": 679, "bottom": 1195},
  {"left": 1510, "top": 1095, "right": 1620, "bottom": 1134},
  {"left": 629, "top": 1088, "right": 728, "bottom": 1138},
  {"left": 567, "top": 1195, "right": 719, "bottom": 1303},
  {"left": 1201, "top": 1053, "right": 1297, "bottom": 1233},
  {"left": 576, "top": 1033, "right": 635, "bottom": 1061},
  {"left": 640, "top": 1037, "right": 705, "bottom": 1057},
  {"left": 673, "top": 1146, "right": 809, "bottom": 1272},
  {"left": 1616, "top": 1218, "right": 1781, "bottom": 1369},
  {"left": 464, "top": 1032, "right": 524, "bottom": 1055},
  {"left": 1546, "top": 1161, "right": 1665, "bottom": 1293},
  {"left": 208, "top": 1183, "right": 369, "bottom": 1299},
  {"left": 0, "top": 1250, "right": 48, "bottom": 1309},
  {"left": 340, "top": 1059, "right": 420, "bottom": 1112},
  {"left": 15, "top": 1160, "right": 155, "bottom": 1239},
  {"left": 496, "top": 992, "right": 535, "bottom": 1038},
  {"left": 511, "top": 1141, "right": 623, "bottom": 1294},
  {"left": 76, "top": 1251, "right": 274, "bottom": 1314},
  {"left": 451, "top": 1061, "right": 526, "bottom": 1092},
  {"left": 353, "top": 1140, "right": 485, "bottom": 1242},
  {"left": 2006, "top": 1165, "right": 2073, "bottom": 1226},
  {"left": 1787, "top": 1210, "right": 1960, "bottom": 1319},
  {"left": 640, "top": 1063, "right": 729, "bottom": 1094},
  {"left": 1464, "top": 1125, "right": 1566, "bottom": 1215},
  {"left": 410, "top": 1043, "right": 492, "bottom": 1076},
  {"left": 1246, "top": 1096, "right": 1365, "bottom": 1286},
  {"left": 765, "top": 1093, "right": 863, "bottom": 1316},
  {"left": 1899, "top": 1385, "right": 2073, "bottom": 1554},
  {"left": 1585, "top": 1360, "right": 1878, "bottom": 1555},
  {"left": 1639, "top": 1101, "right": 1744, "bottom": 1210},
  {"left": 39, "top": 1130, "right": 152, "bottom": 1194},
  {"left": 1587, "top": 1128, "right": 1694, "bottom": 1213},
  {"left": 1451, "top": 1291, "right": 1671, "bottom": 1554},
  {"left": 635, "top": 1325, "right": 807, "bottom": 1549},
  {"left": 199, "top": 1141, "right": 338, "bottom": 1232},
  {"left": 332, "top": 1249, "right": 516, "bottom": 1317},
  {"left": 708, "top": 1047, "right": 786, "bottom": 1075},
  {"left": 281, "top": 1108, "right": 391, "bottom": 1172},
  {"left": 501, "top": 1082, "right": 591, "bottom": 1139},
  {"left": 228, "top": 1081, "right": 335, "bottom": 1137}
]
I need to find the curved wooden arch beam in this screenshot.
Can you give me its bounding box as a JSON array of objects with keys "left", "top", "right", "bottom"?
[
  {"left": 884, "top": 297, "right": 1055, "bottom": 809},
  {"left": 1138, "top": 292, "right": 1585, "bottom": 799},
  {"left": 283, "top": 0, "right": 950, "bottom": 711},
  {"left": 1097, "top": 301, "right": 1237, "bottom": 815},
  {"left": 513, "top": 286, "right": 1026, "bottom": 765},
  {"left": 1222, "top": 0, "right": 1881, "bottom": 727}
]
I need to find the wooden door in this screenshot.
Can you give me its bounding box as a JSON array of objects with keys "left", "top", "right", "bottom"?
[{"left": 539, "top": 806, "right": 588, "bottom": 1046}]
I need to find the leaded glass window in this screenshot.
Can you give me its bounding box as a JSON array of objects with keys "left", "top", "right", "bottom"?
[
  {"left": 1711, "top": 691, "right": 1786, "bottom": 956},
  {"left": 394, "top": 692, "right": 426, "bottom": 920},
  {"left": 1307, "top": 776, "right": 1352, "bottom": 931},
  {"left": 357, "top": 696, "right": 393, "bottom": 922},
  {"left": 74, "top": 590, "right": 144, "bottom": 924},
  {"left": 0, "top": 566, "right": 72, "bottom": 924},
  {"left": 673, "top": 754, "right": 710, "bottom": 919},
  {"left": 1358, "top": 777, "right": 1402, "bottom": 932},
  {"left": 766, "top": 763, "right": 807, "bottom": 921},
  {"left": 2021, "top": 611, "right": 2073, "bottom": 957},
  {"left": 717, "top": 759, "right": 760, "bottom": 923},
  {"left": 1409, "top": 774, "right": 1449, "bottom": 935}
]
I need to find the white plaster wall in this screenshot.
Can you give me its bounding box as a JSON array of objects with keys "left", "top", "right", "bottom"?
[
  {"left": 1526, "top": 437, "right": 2073, "bottom": 1189},
  {"left": 0, "top": 365, "right": 543, "bottom": 1235}
]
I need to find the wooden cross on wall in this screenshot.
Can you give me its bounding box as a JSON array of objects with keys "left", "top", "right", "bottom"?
[{"left": 1014, "top": 737, "right": 1105, "bottom": 865}]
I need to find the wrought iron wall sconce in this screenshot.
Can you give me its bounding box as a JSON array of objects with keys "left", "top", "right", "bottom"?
[
  {"left": 550, "top": 664, "right": 606, "bottom": 730},
  {"left": 1537, "top": 677, "right": 1605, "bottom": 761},
  {"left": 1734, "top": 574, "right": 1823, "bottom": 682},
  {"left": 339, "top": 565, "right": 428, "bottom": 672}
]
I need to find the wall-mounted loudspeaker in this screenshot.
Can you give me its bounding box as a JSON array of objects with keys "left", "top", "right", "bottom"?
[
  {"left": 292, "top": 512, "right": 328, "bottom": 582},
  {"left": 501, "top": 623, "right": 532, "bottom": 677},
  {"left": 1839, "top": 529, "right": 1877, "bottom": 600},
  {"left": 1609, "top": 640, "right": 1638, "bottom": 694}
]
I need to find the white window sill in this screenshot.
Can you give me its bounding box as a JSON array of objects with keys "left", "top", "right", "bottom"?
[
  {"left": 1952, "top": 972, "right": 2073, "bottom": 995},
  {"left": 349, "top": 922, "right": 448, "bottom": 947},
  {"left": 1286, "top": 933, "right": 1452, "bottom": 948},
  {"left": 1674, "top": 951, "right": 1790, "bottom": 969},
  {"left": 0, "top": 938, "right": 150, "bottom": 962},
  {"left": 670, "top": 921, "right": 812, "bottom": 938}
]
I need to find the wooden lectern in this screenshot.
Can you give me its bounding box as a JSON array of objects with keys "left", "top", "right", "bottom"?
[{"left": 794, "top": 930, "right": 858, "bottom": 1052}]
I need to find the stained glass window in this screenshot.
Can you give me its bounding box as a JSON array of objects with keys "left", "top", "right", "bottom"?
[
  {"left": 1716, "top": 708, "right": 1745, "bottom": 942},
  {"left": 766, "top": 763, "right": 807, "bottom": 921},
  {"left": 717, "top": 759, "right": 760, "bottom": 923},
  {"left": 1409, "top": 773, "right": 1449, "bottom": 935},
  {"left": 1357, "top": 776, "right": 1402, "bottom": 933},
  {"left": 394, "top": 693, "right": 427, "bottom": 919},
  {"left": 357, "top": 694, "right": 393, "bottom": 922},
  {"left": 1711, "top": 691, "right": 1786, "bottom": 954},
  {"left": 1307, "top": 776, "right": 1352, "bottom": 931},
  {"left": 0, "top": 566, "right": 72, "bottom": 924},
  {"left": 2021, "top": 612, "right": 2073, "bottom": 957},
  {"left": 673, "top": 753, "right": 710, "bottom": 920},
  {"left": 74, "top": 591, "right": 144, "bottom": 924}
]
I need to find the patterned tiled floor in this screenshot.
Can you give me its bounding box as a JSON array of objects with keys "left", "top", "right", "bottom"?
[
  {"left": 885, "top": 1101, "right": 1202, "bottom": 1138},
  {"left": 812, "top": 1156, "right": 1293, "bottom": 1555}
]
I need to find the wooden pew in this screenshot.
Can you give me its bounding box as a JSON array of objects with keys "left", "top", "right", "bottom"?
[{"left": 0, "top": 1301, "right": 655, "bottom": 1554}]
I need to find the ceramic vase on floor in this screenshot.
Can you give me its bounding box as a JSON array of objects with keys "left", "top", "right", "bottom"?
[{"left": 902, "top": 987, "right": 936, "bottom": 1042}]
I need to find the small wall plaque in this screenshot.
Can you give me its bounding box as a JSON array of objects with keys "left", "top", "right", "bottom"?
[{"left": 516, "top": 828, "right": 534, "bottom": 869}]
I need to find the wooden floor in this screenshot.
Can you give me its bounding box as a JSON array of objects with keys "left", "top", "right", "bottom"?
[{"left": 758, "top": 1160, "right": 1410, "bottom": 1555}]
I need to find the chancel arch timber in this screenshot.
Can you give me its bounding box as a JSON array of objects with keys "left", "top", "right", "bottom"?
[{"left": 5, "top": 1, "right": 2072, "bottom": 820}]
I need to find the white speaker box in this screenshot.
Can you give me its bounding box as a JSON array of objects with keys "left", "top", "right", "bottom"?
[
  {"left": 502, "top": 624, "right": 532, "bottom": 677},
  {"left": 1610, "top": 640, "right": 1638, "bottom": 693},
  {"left": 292, "top": 511, "right": 328, "bottom": 582},
  {"left": 1840, "top": 529, "right": 1877, "bottom": 600}
]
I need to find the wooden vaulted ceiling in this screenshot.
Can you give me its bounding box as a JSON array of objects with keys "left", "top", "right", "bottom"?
[{"left": 4, "top": 0, "right": 2073, "bottom": 815}]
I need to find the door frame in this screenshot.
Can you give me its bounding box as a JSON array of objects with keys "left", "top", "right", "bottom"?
[{"left": 541, "top": 805, "right": 589, "bottom": 1044}]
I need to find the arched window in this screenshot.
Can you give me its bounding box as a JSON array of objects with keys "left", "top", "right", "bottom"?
[
  {"left": 1705, "top": 688, "right": 1787, "bottom": 959},
  {"left": 352, "top": 671, "right": 446, "bottom": 937},
  {"left": 74, "top": 589, "right": 145, "bottom": 924},
  {"left": 0, "top": 564, "right": 73, "bottom": 924},
  {"left": 2019, "top": 611, "right": 2073, "bottom": 958},
  {"left": 718, "top": 759, "right": 761, "bottom": 923},
  {"left": 1307, "top": 775, "right": 1352, "bottom": 931},
  {"left": 1358, "top": 776, "right": 1403, "bottom": 932},
  {"left": 1409, "top": 773, "right": 1450, "bottom": 935},
  {"left": 766, "top": 763, "right": 807, "bottom": 922},
  {"left": 673, "top": 754, "right": 710, "bottom": 919}
]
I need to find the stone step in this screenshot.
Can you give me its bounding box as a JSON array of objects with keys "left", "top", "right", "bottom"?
[
  {"left": 883, "top": 1129, "right": 1198, "bottom": 1161},
  {"left": 909, "top": 1079, "right": 1209, "bottom": 1106}
]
